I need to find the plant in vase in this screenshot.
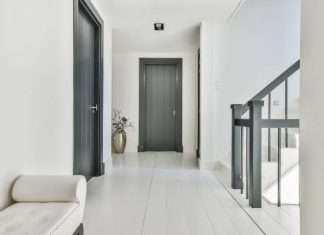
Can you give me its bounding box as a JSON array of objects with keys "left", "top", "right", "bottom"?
[{"left": 112, "top": 109, "right": 133, "bottom": 153}]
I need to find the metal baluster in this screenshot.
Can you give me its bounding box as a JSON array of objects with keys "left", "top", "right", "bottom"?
[
  {"left": 278, "top": 128, "right": 282, "bottom": 207},
  {"left": 241, "top": 127, "right": 244, "bottom": 194},
  {"left": 231, "top": 105, "right": 243, "bottom": 189},
  {"left": 246, "top": 127, "right": 249, "bottom": 199},
  {"left": 248, "top": 100, "right": 263, "bottom": 208},
  {"left": 268, "top": 93, "right": 272, "bottom": 162},
  {"left": 285, "top": 80, "right": 288, "bottom": 148}
]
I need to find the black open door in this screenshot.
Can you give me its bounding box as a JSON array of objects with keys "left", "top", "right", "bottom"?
[{"left": 74, "top": 0, "right": 104, "bottom": 180}]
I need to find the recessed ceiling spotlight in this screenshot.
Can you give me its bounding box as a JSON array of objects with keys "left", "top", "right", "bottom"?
[{"left": 154, "top": 23, "right": 164, "bottom": 31}]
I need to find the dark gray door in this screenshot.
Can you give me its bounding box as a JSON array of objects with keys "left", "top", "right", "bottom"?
[
  {"left": 74, "top": 6, "right": 98, "bottom": 179},
  {"left": 144, "top": 64, "right": 177, "bottom": 151}
]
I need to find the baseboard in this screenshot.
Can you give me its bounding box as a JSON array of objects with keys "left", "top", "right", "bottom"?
[
  {"left": 217, "top": 160, "right": 231, "bottom": 170},
  {"left": 176, "top": 144, "right": 184, "bottom": 153},
  {"left": 199, "top": 159, "right": 220, "bottom": 170},
  {"left": 199, "top": 159, "right": 231, "bottom": 171},
  {"left": 103, "top": 157, "right": 114, "bottom": 175},
  {"left": 101, "top": 162, "right": 105, "bottom": 175},
  {"left": 196, "top": 148, "right": 200, "bottom": 159},
  {"left": 137, "top": 145, "right": 144, "bottom": 152},
  {"left": 137, "top": 145, "right": 183, "bottom": 152}
]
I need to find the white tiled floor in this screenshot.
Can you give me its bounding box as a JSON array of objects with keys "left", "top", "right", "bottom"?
[{"left": 84, "top": 152, "right": 297, "bottom": 235}]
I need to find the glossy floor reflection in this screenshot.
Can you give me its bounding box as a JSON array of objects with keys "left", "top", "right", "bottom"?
[{"left": 84, "top": 152, "right": 264, "bottom": 235}]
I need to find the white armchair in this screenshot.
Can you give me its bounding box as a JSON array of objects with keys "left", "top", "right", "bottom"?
[{"left": 0, "top": 175, "right": 87, "bottom": 235}]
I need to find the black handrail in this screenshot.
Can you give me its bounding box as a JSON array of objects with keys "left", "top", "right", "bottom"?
[
  {"left": 241, "top": 60, "right": 300, "bottom": 114},
  {"left": 234, "top": 119, "right": 300, "bottom": 128},
  {"left": 231, "top": 60, "right": 300, "bottom": 208}
]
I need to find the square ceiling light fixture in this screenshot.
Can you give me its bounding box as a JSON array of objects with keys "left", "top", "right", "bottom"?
[{"left": 154, "top": 23, "right": 164, "bottom": 31}]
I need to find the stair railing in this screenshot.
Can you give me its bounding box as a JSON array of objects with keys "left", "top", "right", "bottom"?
[{"left": 231, "top": 61, "right": 300, "bottom": 208}]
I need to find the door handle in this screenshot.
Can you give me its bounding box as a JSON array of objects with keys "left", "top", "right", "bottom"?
[
  {"left": 172, "top": 110, "right": 176, "bottom": 117},
  {"left": 89, "top": 104, "right": 98, "bottom": 113}
]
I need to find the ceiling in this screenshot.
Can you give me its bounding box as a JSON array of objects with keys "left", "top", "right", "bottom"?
[{"left": 105, "top": 0, "right": 241, "bottom": 53}]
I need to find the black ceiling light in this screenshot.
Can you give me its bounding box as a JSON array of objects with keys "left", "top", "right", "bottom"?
[{"left": 154, "top": 23, "right": 164, "bottom": 31}]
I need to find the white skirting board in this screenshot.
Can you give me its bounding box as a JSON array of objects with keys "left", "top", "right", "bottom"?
[{"left": 198, "top": 159, "right": 229, "bottom": 171}]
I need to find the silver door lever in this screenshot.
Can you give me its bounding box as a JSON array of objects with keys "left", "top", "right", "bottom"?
[{"left": 89, "top": 104, "right": 98, "bottom": 113}]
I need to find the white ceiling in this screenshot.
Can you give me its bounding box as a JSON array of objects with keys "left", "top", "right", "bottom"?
[{"left": 107, "top": 0, "right": 241, "bottom": 53}]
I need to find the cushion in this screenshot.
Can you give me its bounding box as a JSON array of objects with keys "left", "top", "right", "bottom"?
[
  {"left": 12, "top": 176, "right": 86, "bottom": 204},
  {"left": 0, "top": 202, "right": 82, "bottom": 235}
]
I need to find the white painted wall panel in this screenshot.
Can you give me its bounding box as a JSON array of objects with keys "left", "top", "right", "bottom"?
[
  {"left": 199, "top": 0, "right": 301, "bottom": 167},
  {"left": 0, "top": 0, "right": 74, "bottom": 210},
  {"left": 0, "top": 0, "right": 113, "bottom": 210},
  {"left": 300, "top": 0, "right": 324, "bottom": 234}
]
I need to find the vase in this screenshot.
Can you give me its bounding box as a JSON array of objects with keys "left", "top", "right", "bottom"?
[{"left": 112, "top": 130, "right": 127, "bottom": 153}]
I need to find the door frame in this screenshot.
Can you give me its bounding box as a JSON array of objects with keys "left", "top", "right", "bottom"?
[
  {"left": 138, "top": 58, "right": 183, "bottom": 152},
  {"left": 73, "top": 0, "right": 104, "bottom": 177},
  {"left": 197, "top": 49, "right": 201, "bottom": 159}
]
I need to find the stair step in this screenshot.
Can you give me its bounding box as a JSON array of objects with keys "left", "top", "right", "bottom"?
[
  {"left": 262, "top": 148, "right": 299, "bottom": 205},
  {"left": 263, "top": 165, "right": 299, "bottom": 205},
  {"left": 262, "top": 148, "right": 298, "bottom": 190}
]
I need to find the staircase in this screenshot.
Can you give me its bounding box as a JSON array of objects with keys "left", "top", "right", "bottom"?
[
  {"left": 231, "top": 61, "right": 300, "bottom": 208},
  {"left": 263, "top": 145, "right": 299, "bottom": 205}
]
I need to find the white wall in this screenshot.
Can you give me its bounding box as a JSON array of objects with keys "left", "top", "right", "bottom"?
[
  {"left": 0, "top": 0, "right": 74, "bottom": 210},
  {"left": 0, "top": 0, "right": 112, "bottom": 210},
  {"left": 112, "top": 52, "right": 198, "bottom": 154},
  {"left": 300, "top": 0, "right": 324, "bottom": 234},
  {"left": 199, "top": 0, "right": 301, "bottom": 168}
]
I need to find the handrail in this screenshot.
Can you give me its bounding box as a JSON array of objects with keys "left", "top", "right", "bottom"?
[
  {"left": 241, "top": 60, "right": 300, "bottom": 114},
  {"left": 231, "top": 61, "right": 301, "bottom": 208},
  {"left": 234, "top": 118, "right": 300, "bottom": 128},
  {"left": 232, "top": 100, "right": 301, "bottom": 208}
]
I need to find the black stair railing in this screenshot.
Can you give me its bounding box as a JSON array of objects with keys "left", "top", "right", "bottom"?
[{"left": 231, "top": 60, "right": 300, "bottom": 208}]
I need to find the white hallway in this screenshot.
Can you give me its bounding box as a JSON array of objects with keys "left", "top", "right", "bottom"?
[{"left": 84, "top": 153, "right": 299, "bottom": 235}]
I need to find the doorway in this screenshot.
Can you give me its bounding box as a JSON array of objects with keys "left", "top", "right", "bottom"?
[
  {"left": 73, "top": 0, "right": 104, "bottom": 179},
  {"left": 138, "top": 58, "right": 183, "bottom": 152}
]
